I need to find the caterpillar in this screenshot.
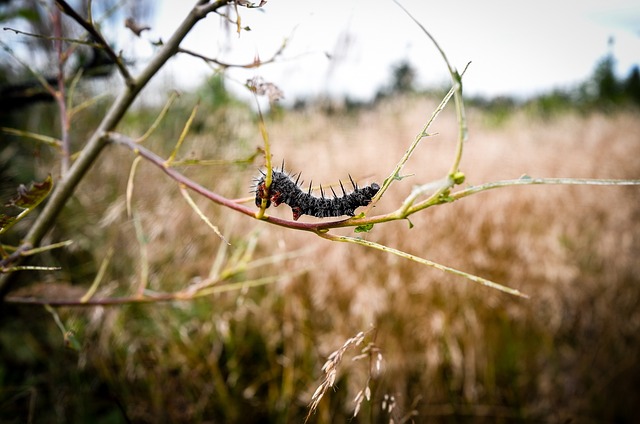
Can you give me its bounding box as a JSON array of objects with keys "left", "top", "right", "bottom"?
[{"left": 254, "top": 166, "right": 380, "bottom": 221}]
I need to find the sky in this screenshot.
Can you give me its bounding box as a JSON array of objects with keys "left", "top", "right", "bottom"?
[{"left": 142, "top": 0, "right": 640, "bottom": 105}]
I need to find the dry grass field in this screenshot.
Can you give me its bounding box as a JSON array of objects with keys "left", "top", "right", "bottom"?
[{"left": 4, "top": 95, "right": 640, "bottom": 423}]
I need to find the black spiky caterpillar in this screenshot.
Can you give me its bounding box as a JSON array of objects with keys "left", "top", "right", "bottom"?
[{"left": 254, "top": 166, "right": 380, "bottom": 221}]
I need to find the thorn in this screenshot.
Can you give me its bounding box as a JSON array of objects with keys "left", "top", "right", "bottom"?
[
  {"left": 339, "top": 180, "right": 347, "bottom": 196},
  {"left": 330, "top": 186, "right": 338, "bottom": 198},
  {"left": 294, "top": 173, "right": 302, "bottom": 186},
  {"left": 348, "top": 174, "right": 357, "bottom": 190},
  {"left": 319, "top": 184, "right": 325, "bottom": 198},
  {"left": 308, "top": 180, "right": 313, "bottom": 195},
  {"left": 280, "top": 159, "right": 285, "bottom": 172}
]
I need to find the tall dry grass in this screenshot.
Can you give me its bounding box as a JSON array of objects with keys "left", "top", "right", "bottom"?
[
  {"left": 253, "top": 97, "right": 640, "bottom": 422},
  {"left": 19, "top": 96, "right": 639, "bottom": 422}
]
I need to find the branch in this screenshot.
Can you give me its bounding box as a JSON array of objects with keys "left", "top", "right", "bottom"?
[
  {"left": 373, "top": 84, "right": 455, "bottom": 204},
  {"left": 178, "top": 36, "right": 287, "bottom": 69},
  {"left": 1, "top": 27, "right": 104, "bottom": 47},
  {"left": 52, "top": 7, "right": 70, "bottom": 174},
  {"left": 4, "top": 275, "right": 279, "bottom": 307},
  {"left": 393, "top": 0, "right": 468, "bottom": 176},
  {"left": 447, "top": 176, "right": 640, "bottom": 204},
  {"left": 107, "top": 132, "right": 382, "bottom": 233},
  {"left": 319, "top": 233, "right": 529, "bottom": 298},
  {"left": 54, "top": 0, "right": 134, "bottom": 86}
]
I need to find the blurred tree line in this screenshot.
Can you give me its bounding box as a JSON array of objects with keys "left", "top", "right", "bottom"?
[{"left": 466, "top": 39, "right": 640, "bottom": 118}]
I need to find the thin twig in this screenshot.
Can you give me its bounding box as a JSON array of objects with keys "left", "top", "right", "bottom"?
[
  {"left": 166, "top": 102, "right": 200, "bottom": 166},
  {"left": 132, "top": 210, "right": 149, "bottom": 297},
  {"left": 1, "top": 127, "right": 62, "bottom": 148},
  {"left": 319, "top": 232, "right": 529, "bottom": 298},
  {"left": 1, "top": 27, "right": 104, "bottom": 47},
  {"left": 448, "top": 176, "right": 640, "bottom": 203},
  {"left": 137, "top": 91, "right": 180, "bottom": 143},
  {"left": 126, "top": 156, "right": 142, "bottom": 218},
  {"left": 178, "top": 36, "right": 287, "bottom": 69},
  {"left": 393, "top": 0, "right": 468, "bottom": 176},
  {"left": 80, "top": 248, "right": 113, "bottom": 302},
  {"left": 180, "top": 185, "right": 229, "bottom": 244},
  {"left": 374, "top": 85, "right": 455, "bottom": 205},
  {"left": 52, "top": 7, "right": 70, "bottom": 175},
  {"left": 4, "top": 274, "right": 282, "bottom": 307},
  {"left": 0, "top": 40, "right": 57, "bottom": 98},
  {"left": 54, "top": 0, "right": 134, "bottom": 86}
]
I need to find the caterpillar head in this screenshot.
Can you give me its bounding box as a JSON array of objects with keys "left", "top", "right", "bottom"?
[{"left": 254, "top": 180, "right": 271, "bottom": 208}]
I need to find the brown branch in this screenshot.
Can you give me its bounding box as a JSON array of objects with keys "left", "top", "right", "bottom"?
[
  {"left": 52, "top": 7, "right": 70, "bottom": 175},
  {"left": 5, "top": 293, "right": 182, "bottom": 307},
  {"left": 1, "top": 27, "right": 104, "bottom": 48},
  {"left": 178, "top": 41, "right": 286, "bottom": 69},
  {"left": 106, "top": 132, "right": 376, "bottom": 233},
  {"left": 54, "top": 0, "right": 134, "bottom": 86},
  {"left": 0, "top": 243, "right": 33, "bottom": 270}
]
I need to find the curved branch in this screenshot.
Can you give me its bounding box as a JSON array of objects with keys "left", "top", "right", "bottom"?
[
  {"left": 55, "top": 0, "right": 134, "bottom": 86},
  {"left": 178, "top": 41, "right": 286, "bottom": 69},
  {"left": 107, "top": 132, "right": 346, "bottom": 232}
]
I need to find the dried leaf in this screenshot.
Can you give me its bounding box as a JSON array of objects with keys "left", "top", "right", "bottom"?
[
  {"left": 1, "top": 175, "right": 53, "bottom": 235},
  {"left": 246, "top": 76, "right": 284, "bottom": 103}
]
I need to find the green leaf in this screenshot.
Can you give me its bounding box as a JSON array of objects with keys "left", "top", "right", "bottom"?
[
  {"left": 395, "top": 173, "right": 414, "bottom": 181},
  {"left": 354, "top": 223, "right": 374, "bottom": 233},
  {"left": 0, "top": 175, "right": 53, "bottom": 235},
  {"left": 383, "top": 173, "right": 414, "bottom": 186}
]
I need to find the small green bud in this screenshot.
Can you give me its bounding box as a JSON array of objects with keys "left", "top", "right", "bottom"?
[{"left": 452, "top": 171, "right": 466, "bottom": 185}]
